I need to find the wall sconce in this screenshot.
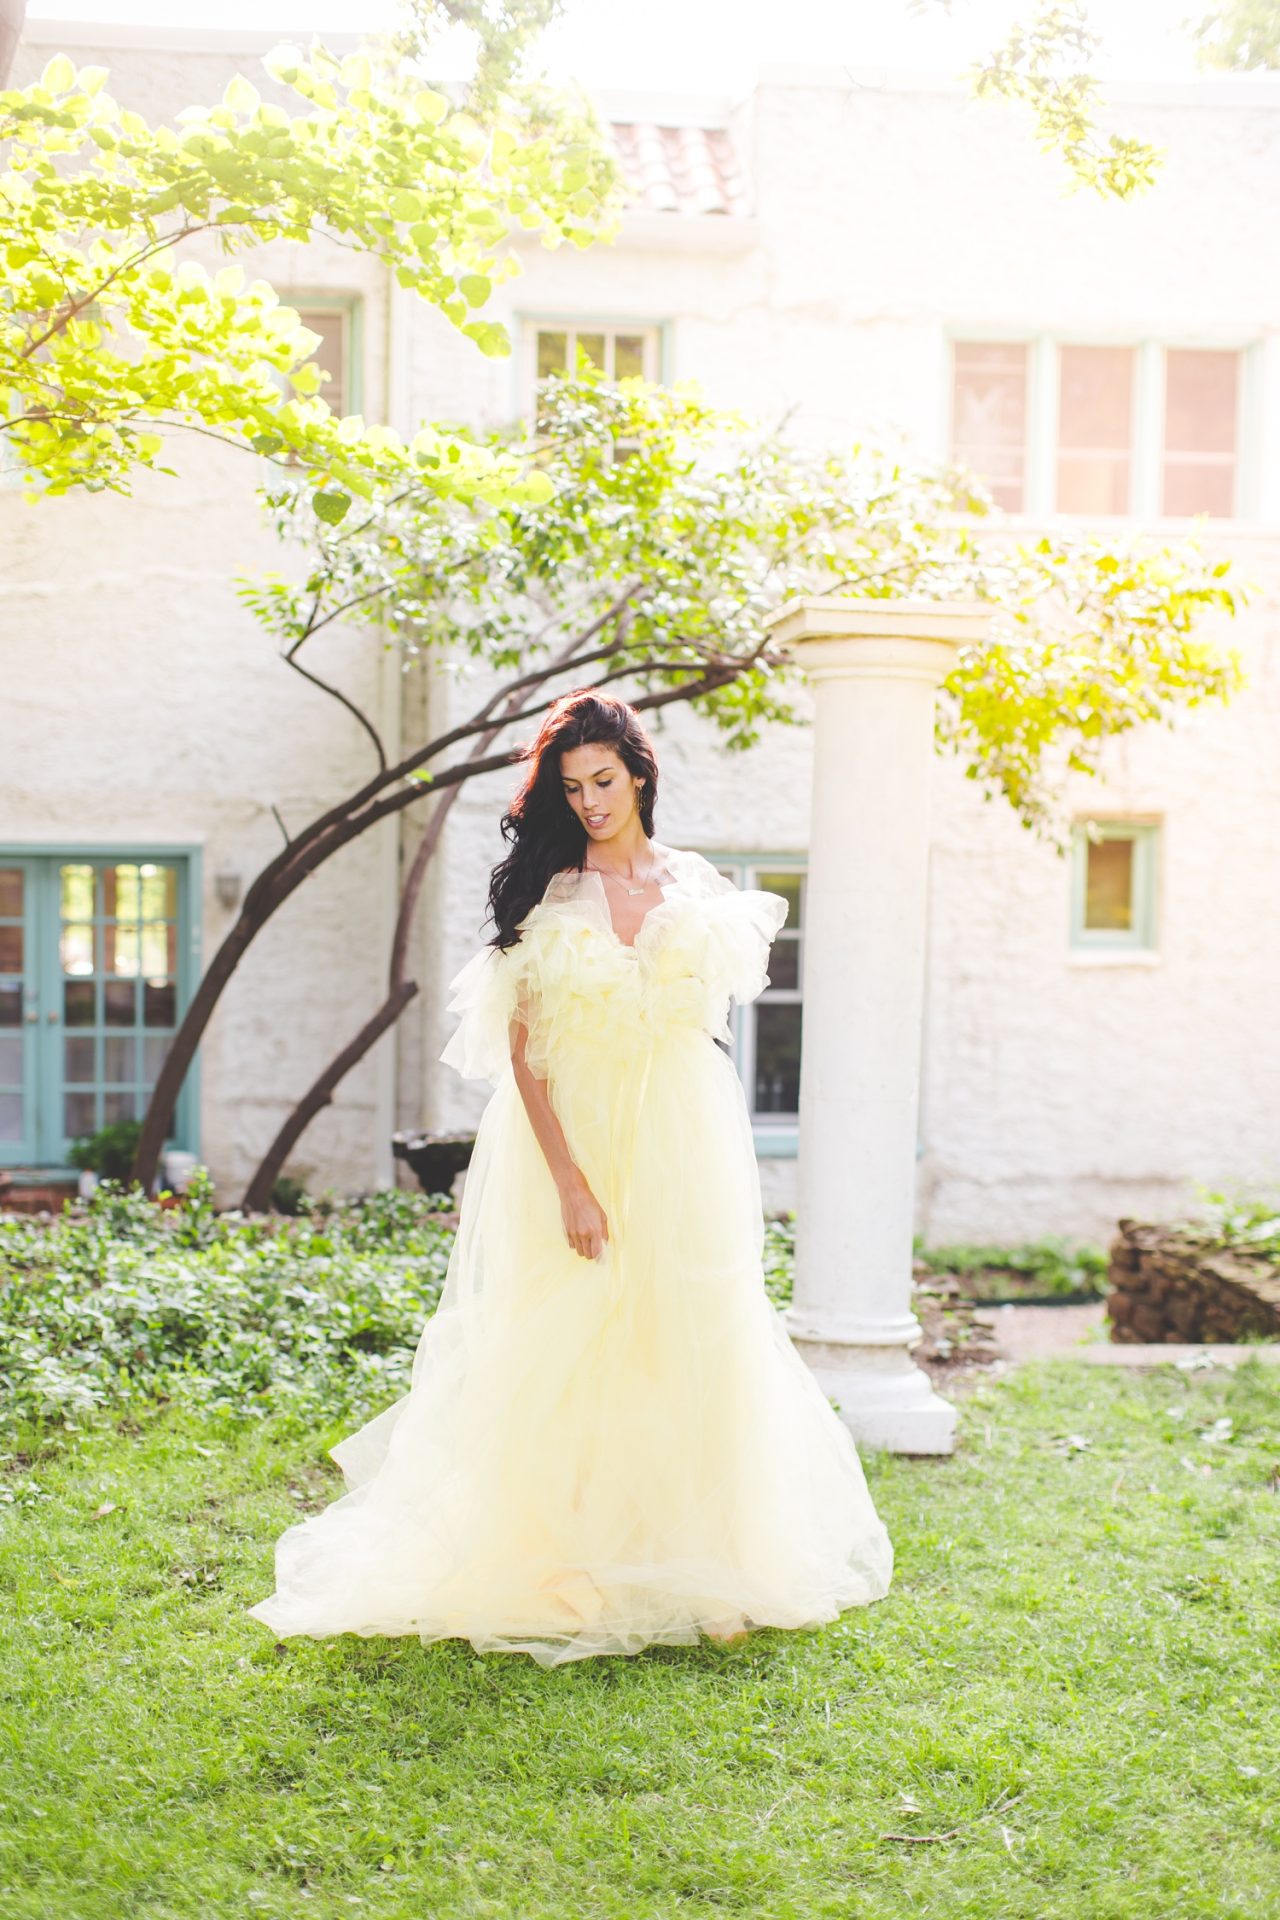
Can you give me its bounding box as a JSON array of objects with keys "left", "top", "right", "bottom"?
[{"left": 214, "top": 864, "right": 243, "bottom": 910}]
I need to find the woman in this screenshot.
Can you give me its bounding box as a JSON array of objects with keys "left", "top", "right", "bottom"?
[{"left": 249, "top": 691, "right": 894, "bottom": 1666}]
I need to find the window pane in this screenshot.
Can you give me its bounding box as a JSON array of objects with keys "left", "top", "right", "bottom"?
[
  {"left": 103, "top": 1090, "right": 136, "bottom": 1126},
  {"left": 1057, "top": 346, "right": 1133, "bottom": 514},
  {"left": 764, "top": 936, "right": 799, "bottom": 993},
  {"left": 0, "top": 925, "right": 21, "bottom": 972},
  {"left": 64, "top": 1091, "right": 96, "bottom": 1139},
  {"left": 104, "top": 980, "right": 136, "bottom": 1026},
  {"left": 0, "top": 868, "right": 21, "bottom": 916},
  {"left": 0, "top": 1034, "right": 21, "bottom": 1083},
  {"left": 951, "top": 342, "right": 1028, "bottom": 510},
  {"left": 60, "top": 864, "right": 95, "bottom": 920},
  {"left": 1162, "top": 349, "right": 1238, "bottom": 517},
  {"left": 103, "top": 864, "right": 141, "bottom": 920},
  {"left": 536, "top": 330, "right": 567, "bottom": 379},
  {"left": 576, "top": 332, "right": 606, "bottom": 371},
  {"left": 103, "top": 1035, "right": 134, "bottom": 1084},
  {"left": 138, "top": 865, "right": 178, "bottom": 919},
  {"left": 103, "top": 922, "right": 141, "bottom": 976},
  {"left": 64, "top": 1035, "right": 95, "bottom": 1083},
  {"left": 1085, "top": 837, "right": 1134, "bottom": 931},
  {"left": 754, "top": 1003, "right": 802, "bottom": 1115},
  {"left": 60, "top": 924, "right": 95, "bottom": 976},
  {"left": 64, "top": 980, "right": 95, "bottom": 1027},
  {"left": 0, "top": 983, "right": 21, "bottom": 1028},
  {"left": 0, "top": 1091, "right": 22, "bottom": 1143},
  {"left": 143, "top": 978, "right": 176, "bottom": 1027},
  {"left": 143, "top": 1034, "right": 170, "bottom": 1081},
  {"left": 614, "top": 333, "right": 647, "bottom": 380},
  {"left": 298, "top": 309, "right": 348, "bottom": 418}
]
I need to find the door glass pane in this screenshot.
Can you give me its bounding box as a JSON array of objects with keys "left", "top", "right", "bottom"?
[
  {"left": 144, "top": 978, "right": 176, "bottom": 1027},
  {"left": 754, "top": 1003, "right": 802, "bottom": 1116},
  {"left": 951, "top": 341, "right": 1028, "bottom": 510},
  {"left": 0, "top": 983, "right": 21, "bottom": 1027},
  {"left": 64, "top": 1035, "right": 95, "bottom": 1082},
  {"left": 1162, "top": 348, "right": 1238, "bottom": 517},
  {"left": 1085, "top": 837, "right": 1134, "bottom": 931},
  {"left": 103, "top": 1090, "right": 136, "bottom": 1125},
  {"left": 0, "top": 868, "right": 22, "bottom": 916},
  {"left": 143, "top": 1035, "right": 170, "bottom": 1081},
  {"left": 64, "top": 1091, "right": 96, "bottom": 1139},
  {"left": 104, "top": 981, "right": 136, "bottom": 1026},
  {"left": 0, "top": 925, "right": 21, "bottom": 972},
  {"left": 0, "top": 1092, "right": 22, "bottom": 1143},
  {"left": 103, "top": 1035, "right": 134, "bottom": 1083},
  {"left": 614, "top": 333, "right": 647, "bottom": 380},
  {"left": 0, "top": 1035, "right": 21, "bottom": 1082},
  {"left": 60, "top": 864, "right": 95, "bottom": 919},
  {"left": 60, "top": 924, "right": 95, "bottom": 975},
  {"left": 139, "top": 865, "right": 178, "bottom": 919},
  {"left": 1057, "top": 346, "right": 1133, "bottom": 513},
  {"left": 103, "top": 865, "right": 139, "bottom": 919},
  {"left": 64, "top": 980, "right": 95, "bottom": 1026}
]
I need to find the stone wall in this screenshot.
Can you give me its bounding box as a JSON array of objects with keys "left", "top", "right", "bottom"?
[{"left": 1106, "top": 1220, "right": 1280, "bottom": 1344}]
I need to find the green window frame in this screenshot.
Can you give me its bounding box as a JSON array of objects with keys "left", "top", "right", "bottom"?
[
  {"left": 0, "top": 846, "right": 201, "bottom": 1172},
  {"left": 1069, "top": 820, "right": 1160, "bottom": 952},
  {"left": 704, "top": 851, "right": 805, "bottom": 1158}
]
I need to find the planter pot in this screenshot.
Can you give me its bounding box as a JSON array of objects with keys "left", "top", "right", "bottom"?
[{"left": 77, "top": 1170, "right": 99, "bottom": 1199}]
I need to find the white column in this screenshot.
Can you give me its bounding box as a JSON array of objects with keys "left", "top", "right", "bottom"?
[{"left": 765, "top": 596, "right": 991, "bottom": 1455}]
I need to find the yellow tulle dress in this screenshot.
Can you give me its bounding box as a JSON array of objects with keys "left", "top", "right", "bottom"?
[{"left": 248, "top": 841, "right": 894, "bottom": 1665}]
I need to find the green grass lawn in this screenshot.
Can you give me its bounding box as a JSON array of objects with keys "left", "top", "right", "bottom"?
[{"left": 1, "top": 1356, "right": 1278, "bottom": 1920}]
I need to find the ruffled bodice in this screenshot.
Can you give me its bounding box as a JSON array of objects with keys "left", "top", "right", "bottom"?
[{"left": 439, "top": 843, "right": 790, "bottom": 1090}]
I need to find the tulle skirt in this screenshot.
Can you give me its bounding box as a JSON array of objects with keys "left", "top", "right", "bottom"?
[{"left": 248, "top": 1027, "right": 894, "bottom": 1666}]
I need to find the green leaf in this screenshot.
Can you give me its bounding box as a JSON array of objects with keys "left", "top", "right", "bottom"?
[
  {"left": 457, "top": 274, "right": 491, "bottom": 309},
  {"left": 413, "top": 88, "right": 449, "bottom": 125},
  {"left": 390, "top": 188, "right": 424, "bottom": 223},
  {"left": 40, "top": 54, "right": 76, "bottom": 94},
  {"left": 224, "top": 74, "right": 261, "bottom": 115},
  {"left": 313, "top": 490, "right": 352, "bottom": 525}
]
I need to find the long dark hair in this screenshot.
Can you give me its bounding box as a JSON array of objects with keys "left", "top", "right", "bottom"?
[{"left": 486, "top": 689, "right": 659, "bottom": 949}]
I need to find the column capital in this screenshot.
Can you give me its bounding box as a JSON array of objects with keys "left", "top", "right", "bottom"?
[{"left": 765, "top": 596, "right": 991, "bottom": 683}]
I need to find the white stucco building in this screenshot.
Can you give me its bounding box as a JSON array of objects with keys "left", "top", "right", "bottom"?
[{"left": 2, "top": 20, "right": 1278, "bottom": 1242}]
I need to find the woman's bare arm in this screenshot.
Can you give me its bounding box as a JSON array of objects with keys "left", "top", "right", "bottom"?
[{"left": 510, "top": 1015, "right": 609, "bottom": 1261}]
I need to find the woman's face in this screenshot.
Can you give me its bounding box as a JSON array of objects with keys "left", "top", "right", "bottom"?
[{"left": 559, "top": 743, "right": 644, "bottom": 843}]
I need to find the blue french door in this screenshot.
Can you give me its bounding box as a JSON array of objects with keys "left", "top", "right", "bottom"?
[{"left": 0, "top": 853, "right": 196, "bottom": 1169}]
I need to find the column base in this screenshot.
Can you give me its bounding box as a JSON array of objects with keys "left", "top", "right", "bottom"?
[{"left": 784, "top": 1322, "right": 958, "bottom": 1455}]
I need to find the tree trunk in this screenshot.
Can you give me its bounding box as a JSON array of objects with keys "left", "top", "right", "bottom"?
[{"left": 0, "top": 0, "right": 27, "bottom": 87}]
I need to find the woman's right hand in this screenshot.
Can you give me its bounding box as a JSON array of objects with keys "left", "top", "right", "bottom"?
[{"left": 559, "top": 1170, "right": 610, "bottom": 1262}]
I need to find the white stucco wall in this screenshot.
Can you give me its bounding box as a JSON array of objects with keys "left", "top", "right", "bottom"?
[{"left": 5, "top": 22, "right": 1279, "bottom": 1240}]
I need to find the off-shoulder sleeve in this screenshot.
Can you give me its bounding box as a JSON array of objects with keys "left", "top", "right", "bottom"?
[
  {"left": 438, "top": 937, "right": 532, "bottom": 1088},
  {"left": 665, "top": 851, "right": 791, "bottom": 1022}
]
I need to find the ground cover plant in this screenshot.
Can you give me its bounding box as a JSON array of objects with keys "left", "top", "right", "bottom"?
[
  {"left": 1, "top": 1357, "right": 1277, "bottom": 1919},
  {"left": 1, "top": 1188, "right": 1278, "bottom": 1917}
]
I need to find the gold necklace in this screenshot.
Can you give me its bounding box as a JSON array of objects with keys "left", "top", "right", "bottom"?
[{"left": 586, "top": 845, "right": 656, "bottom": 897}]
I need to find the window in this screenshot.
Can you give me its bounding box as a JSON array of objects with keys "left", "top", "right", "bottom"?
[
  {"left": 1069, "top": 821, "right": 1159, "bottom": 953},
  {"left": 0, "top": 851, "right": 198, "bottom": 1168},
  {"left": 1162, "top": 348, "right": 1238, "bottom": 517},
  {"left": 522, "top": 321, "right": 662, "bottom": 423},
  {"left": 950, "top": 341, "right": 1029, "bottom": 510},
  {"left": 949, "top": 338, "right": 1247, "bottom": 519},
  {"left": 707, "top": 855, "right": 804, "bottom": 1140}
]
